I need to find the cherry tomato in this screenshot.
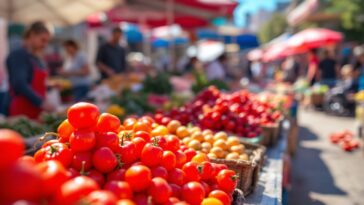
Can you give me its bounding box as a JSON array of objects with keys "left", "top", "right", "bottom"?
[
  {"left": 165, "top": 135, "right": 180, "bottom": 152},
  {"left": 132, "top": 137, "right": 147, "bottom": 158},
  {"left": 161, "top": 151, "right": 177, "bottom": 171},
  {"left": 57, "top": 119, "right": 74, "bottom": 142},
  {"left": 209, "top": 190, "right": 231, "bottom": 205},
  {"left": 36, "top": 160, "right": 69, "bottom": 197},
  {"left": 141, "top": 142, "right": 163, "bottom": 167},
  {"left": 175, "top": 151, "right": 187, "bottom": 168},
  {"left": 67, "top": 102, "right": 100, "bottom": 129},
  {"left": 55, "top": 176, "right": 99, "bottom": 204},
  {"left": 34, "top": 142, "right": 72, "bottom": 167},
  {"left": 104, "top": 181, "right": 133, "bottom": 199},
  {"left": 125, "top": 165, "right": 152, "bottom": 192},
  {"left": 148, "top": 177, "right": 172, "bottom": 204},
  {"left": 182, "top": 162, "right": 201, "bottom": 182},
  {"left": 182, "top": 182, "right": 205, "bottom": 205},
  {"left": 83, "top": 190, "right": 118, "bottom": 205},
  {"left": 70, "top": 130, "right": 96, "bottom": 152},
  {"left": 169, "top": 183, "right": 182, "bottom": 198},
  {"left": 92, "top": 147, "right": 118, "bottom": 173},
  {"left": 95, "top": 132, "right": 119, "bottom": 152},
  {"left": 107, "top": 168, "right": 126, "bottom": 181},
  {"left": 216, "top": 169, "right": 237, "bottom": 193},
  {"left": 96, "top": 113, "right": 121, "bottom": 133},
  {"left": 151, "top": 166, "right": 168, "bottom": 179},
  {"left": 198, "top": 161, "right": 215, "bottom": 181},
  {"left": 134, "top": 131, "right": 151, "bottom": 142},
  {"left": 72, "top": 151, "right": 92, "bottom": 171},
  {"left": 0, "top": 129, "right": 24, "bottom": 169},
  {"left": 167, "top": 168, "right": 185, "bottom": 186}
]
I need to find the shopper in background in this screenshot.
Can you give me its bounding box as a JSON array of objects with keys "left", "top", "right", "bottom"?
[
  {"left": 6, "top": 21, "right": 55, "bottom": 119},
  {"left": 319, "top": 49, "right": 338, "bottom": 87},
  {"left": 307, "top": 49, "right": 320, "bottom": 86},
  {"left": 58, "top": 40, "right": 91, "bottom": 101},
  {"left": 206, "top": 54, "right": 227, "bottom": 81},
  {"left": 96, "top": 27, "right": 127, "bottom": 80}
]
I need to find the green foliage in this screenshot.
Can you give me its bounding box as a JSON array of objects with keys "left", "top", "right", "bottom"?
[
  {"left": 258, "top": 13, "right": 288, "bottom": 43},
  {"left": 191, "top": 70, "right": 229, "bottom": 94},
  {"left": 142, "top": 72, "right": 173, "bottom": 95},
  {"left": 111, "top": 89, "right": 155, "bottom": 116}
]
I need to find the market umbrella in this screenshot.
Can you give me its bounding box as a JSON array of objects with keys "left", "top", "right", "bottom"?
[{"left": 0, "top": 0, "right": 120, "bottom": 26}]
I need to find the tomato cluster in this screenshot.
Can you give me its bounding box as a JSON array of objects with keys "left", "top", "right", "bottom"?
[
  {"left": 329, "top": 130, "right": 360, "bottom": 152},
  {"left": 155, "top": 86, "right": 282, "bottom": 138},
  {"left": 0, "top": 102, "right": 237, "bottom": 205}
]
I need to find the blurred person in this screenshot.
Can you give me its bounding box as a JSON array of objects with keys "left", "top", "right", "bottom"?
[
  {"left": 96, "top": 27, "right": 127, "bottom": 80},
  {"left": 206, "top": 54, "right": 227, "bottom": 81},
  {"left": 354, "top": 53, "right": 364, "bottom": 90},
  {"left": 307, "top": 49, "right": 319, "bottom": 86},
  {"left": 6, "top": 21, "right": 55, "bottom": 119},
  {"left": 281, "top": 56, "right": 300, "bottom": 83},
  {"left": 340, "top": 64, "right": 358, "bottom": 93},
  {"left": 58, "top": 40, "right": 91, "bottom": 102},
  {"left": 319, "top": 50, "right": 338, "bottom": 87}
]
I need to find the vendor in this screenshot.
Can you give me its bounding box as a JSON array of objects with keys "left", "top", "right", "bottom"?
[{"left": 6, "top": 21, "right": 55, "bottom": 119}]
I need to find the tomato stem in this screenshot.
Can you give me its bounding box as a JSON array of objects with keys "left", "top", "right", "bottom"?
[
  {"left": 49, "top": 145, "right": 58, "bottom": 154},
  {"left": 33, "top": 132, "right": 59, "bottom": 150},
  {"left": 80, "top": 161, "right": 89, "bottom": 176},
  {"left": 115, "top": 154, "right": 124, "bottom": 169}
]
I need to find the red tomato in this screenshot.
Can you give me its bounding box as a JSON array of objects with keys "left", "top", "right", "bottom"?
[
  {"left": 34, "top": 143, "right": 72, "bottom": 167},
  {"left": 125, "top": 165, "right": 152, "bottom": 192},
  {"left": 57, "top": 119, "right": 74, "bottom": 142},
  {"left": 19, "top": 155, "right": 36, "bottom": 165},
  {"left": 134, "top": 131, "right": 151, "bottom": 142},
  {"left": 151, "top": 166, "right": 168, "bottom": 179},
  {"left": 209, "top": 190, "right": 231, "bottom": 205},
  {"left": 148, "top": 177, "right": 172, "bottom": 204},
  {"left": 67, "top": 102, "right": 100, "bottom": 129},
  {"left": 55, "top": 176, "right": 99, "bottom": 204},
  {"left": 117, "top": 140, "right": 137, "bottom": 164},
  {"left": 200, "top": 181, "right": 211, "bottom": 196},
  {"left": 133, "top": 121, "right": 152, "bottom": 133},
  {"left": 184, "top": 148, "right": 197, "bottom": 162},
  {"left": 67, "top": 167, "right": 80, "bottom": 178},
  {"left": 0, "top": 162, "right": 42, "bottom": 202},
  {"left": 86, "top": 169, "right": 105, "bottom": 187},
  {"left": 72, "top": 151, "right": 92, "bottom": 171},
  {"left": 104, "top": 181, "right": 133, "bottom": 199},
  {"left": 41, "top": 139, "right": 60, "bottom": 148},
  {"left": 141, "top": 143, "right": 163, "bottom": 167},
  {"left": 107, "top": 168, "right": 126, "bottom": 181},
  {"left": 117, "top": 199, "right": 137, "bottom": 205},
  {"left": 96, "top": 113, "right": 121, "bottom": 133},
  {"left": 0, "top": 129, "right": 24, "bottom": 169},
  {"left": 199, "top": 161, "right": 215, "bottom": 181},
  {"left": 133, "top": 193, "right": 148, "bottom": 205},
  {"left": 140, "top": 116, "right": 155, "bottom": 125},
  {"left": 212, "top": 163, "right": 228, "bottom": 176},
  {"left": 123, "top": 118, "right": 137, "bottom": 130},
  {"left": 83, "top": 190, "right": 118, "bottom": 205},
  {"left": 216, "top": 169, "right": 237, "bottom": 193},
  {"left": 92, "top": 147, "right": 118, "bottom": 173},
  {"left": 70, "top": 130, "right": 96, "bottom": 152},
  {"left": 182, "top": 182, "right": 205, "bottom": 205},
  {"left": 95, "top": 132, "right": 119, "bottom": 152},
  {"left": 165, "top": 135, "right": 180, "bottom": 152},
  {"left": 132, "top": 137, "right": 147, "bottom": 158},
  {"left": 161, "top": 151, "right": 177, "bottom": 171},
  {"left": 182, "top": 162, "right": 201, "bottom": 182},
  {"left": 36, "top": 160, "right": 69, "bottom": 197},
  {"left": 169, "top": 183, "right": 182, "bottom": 198},
  {"left": 175, "top": 151, "right": 187, "bottom": 168},
  {"left": 167, "top": 168, "right": 185, "bottom": 186}
]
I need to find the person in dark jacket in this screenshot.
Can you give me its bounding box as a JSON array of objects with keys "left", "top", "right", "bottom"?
[
  {"left": 319, "top": 50, "right": 338, "bottom": 87},
  {"left": 96, "top": 27, "right": 127, "bottom": 80},
  {"left": 6, "top": 21, "right": 55, "bottom": 119}
]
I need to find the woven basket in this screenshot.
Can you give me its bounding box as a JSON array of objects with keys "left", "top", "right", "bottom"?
[
  {"left": 260, "top": 123, "right": 279, "bottom": 146},
  {"left": 211, "top": 141, "right": 266, "bottom": 196},
  {"left": 311, "top": 93, "right": 324, "bottom": 107}
]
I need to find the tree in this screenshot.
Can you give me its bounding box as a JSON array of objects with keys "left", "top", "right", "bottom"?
[{"left": 258, "top": 13, "right": 288, "bottom": 44}]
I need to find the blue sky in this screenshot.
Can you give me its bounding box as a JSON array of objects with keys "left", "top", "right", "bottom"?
[{"left": 234, "top": 0, "right": 291, "bottom": 27}]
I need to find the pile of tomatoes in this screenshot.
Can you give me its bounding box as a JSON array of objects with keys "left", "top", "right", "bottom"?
[
  {"left": 329, "top": 130, "right": 360, "bottom": 152},
  {"left": 0, "top": 102, "right": 238, "bottom": 205},
  {"left": 155, "top": 86, "right": 282, "bottom": 139}
]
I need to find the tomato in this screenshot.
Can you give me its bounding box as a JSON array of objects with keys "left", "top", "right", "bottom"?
[
  {"left": 86, "top": 169, "right": 105, "bottom": 187},
  {"left": 151, "top": 166, "right": 168, "bottom": 179},
  {"left": 175, "top": 151, "right": 187, "bottom": 168},
  {"left": 201, "top": 181, "right": 211, "bottom": 196},
  {"left": 141, "top": 142, "right": 163, "bottom": 167},
  {"left": 67, "top": 167, "right": 80, "bottom": 178},
  {"left": 67, "top": 102, "right": 100, "bottom": 129},
  {"left": 134, "top": 131, "right": 151, "bottom": 142},
  {"left": 70, "top": 130, "right": 96, "bottom": 152},
  {"left": 212, "top": 163, "right": 228, "bottom": 176},
  {"left": 34, "top": 143, "right": 72, "bottom": 167},
  {"left": 165, "top": 135, "right": 180, "bottom": 152},
  {"left": 216, "top": 169, "right": 237, "bottom": 193},
  {"left": 0, "top": 162, "right": 42, "bottom": 202},
  {"left": 118, "top": 140, "right": 137, "bottom": 164},
  {"left": 161, "top": 151, "right": 177, "bottom": 171},
  {"left": 104, "top": 181, "right": 133, "bottom": 199},
  {"left": 117, "top": 199, "right": 137, "bottom": 205},
  {"left": 133, "top": 121, "right": 152, "bottom": 133},
  {"left": 19, "top": 155, "right": 36, "bottom": 165},
  {"left": 198, "top": 161, "right": 215, "bottom": 181},
  {"left": 83, "top": 190, "right": 118, "bottom": 205},
  {"left": 148, "top": 177, "right": 172, "bottom": 204},
  {"left": 169, "top": 183, "right": 182, "bottom": 198},
  {"left": 41, "top": 139, "right": 60, "bottom": 148},
  {"left": 184, "top": 148, "right": 197, "bottom": 162},
  {"left": 96, "top": 113, "right": 121, "bottom": 133},
  {"left": 133, "top": 194, "right": 148, "bottom": 205},
  {"left": 182, "top": 182, "right": 205, "bottom": 205},
  {"left": 72, "top": 151, "right": 92, "bottom": 171},
  {"left": 55, "top": 176, "right": 99, "bottom": 204},
  {"left": 36, "top": 160, "right": 69, "bottom": 197},
  {"left": 201, "top": 197, "right": 223, "bottom": 205},
  {"left": 140, "top": 116, "right": 155, "bottom": 125},
  {"left": 57, "top": 119, "right": 74, "bottom": 142},
  {"left": 167, "top": 168, "right": 185, "bottom": 186},
  {"left": 107, "top": 168, "right": 126, "bottom": 181},
  {"left": 92, "top": 147, "right": 118, "bottom": 173},
  {"left": 95, "top": 132, "right": 119, "bottom": 152},
  {"left": 208, "top": 190, "right": 231, "bottom": 205},
  {"left": 132, "top": 137, "right": 147, "bottom": 158},
  {"left": 191, "top": 153, "right": 209, "bottom": 164},
  {"left": 125, "top": 165, "right": 152, "bottom": 192},
  {"left": 0, "top": 129, "right": 24, "bottom": 169},
  {"left": 123, "top": 118, "right": 137, "bottom": 130},
  {"left": 182, "top": 162, "right": 201, "bottom": 182}
]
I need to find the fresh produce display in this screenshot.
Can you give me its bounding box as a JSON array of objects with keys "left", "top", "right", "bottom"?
[
  {"left": 329, "top": 130, "right": 361, "bottom": 152},
  {"left": 142, "top": 72, "right": 173, "bottom": 95},
  {"left": 155, "top": 86, "right": 282, "bottom": 139},
  {"left": 0, "top": 102, "right": 239, "bottom": 205}
]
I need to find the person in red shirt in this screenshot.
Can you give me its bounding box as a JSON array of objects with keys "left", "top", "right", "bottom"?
[{"left": 307, "top": 48, "right": 320, "bottom": 86}]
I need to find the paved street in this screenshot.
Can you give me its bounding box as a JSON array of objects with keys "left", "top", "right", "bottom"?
[{"left": 288, "top": 109, "right": 364, "bottom": 205}]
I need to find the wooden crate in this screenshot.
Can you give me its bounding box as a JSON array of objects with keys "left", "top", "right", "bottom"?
[{"left": 260, "top": 123, "right": 279, "bottom": 146}]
